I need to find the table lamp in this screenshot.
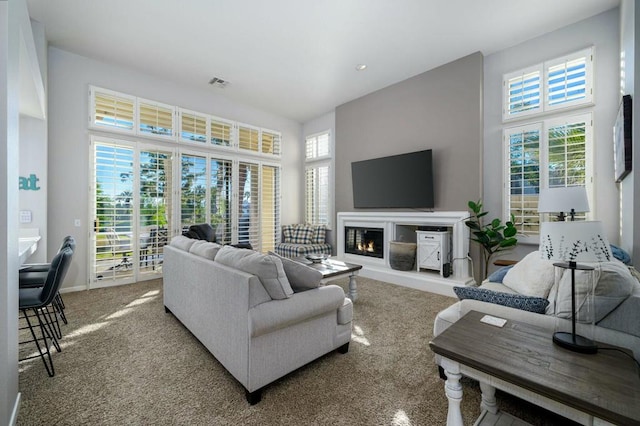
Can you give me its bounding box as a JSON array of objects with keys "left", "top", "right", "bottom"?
[
  {"left": 538, "top": 186, "right": 590, "bottom": 221},
  {"left": 539, "top": 221, "right": 612, "bottom": 353}
]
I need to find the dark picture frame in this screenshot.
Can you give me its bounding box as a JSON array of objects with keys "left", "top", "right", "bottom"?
[{"left": 614, "top": 94, "right": 632, "bottom": 183}]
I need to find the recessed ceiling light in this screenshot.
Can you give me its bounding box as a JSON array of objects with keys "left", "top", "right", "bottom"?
[{"left": 355, "top": 64, "right": 367, "bottom": 71}]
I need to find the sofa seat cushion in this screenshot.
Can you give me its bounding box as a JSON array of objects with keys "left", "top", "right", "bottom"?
[
  {"left": 453, "top": 286, "right": 549, "bottom": 314},
  {"left": 249, "top": 285, "right": 346, "bottom": 337},
  {"left": 268, "top": 251, "right": 323, "bottom": 292},
  {"left": 502, "top": 251, "right": 555, "bottom": 298},
  {"left": 215, "top": 246, "right": 293, "bottom": 300},
  {"left": 274, "top": 243, "right": 332, "bottom": 258}
]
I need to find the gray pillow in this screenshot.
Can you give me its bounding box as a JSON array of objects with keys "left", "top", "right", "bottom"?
[
  {"left": 549, "top": 259, "right": 634, "bottom": 322},
  {"left": 216, "top": 246, "right": 293, "bottom": 299},
  {"left": 453, "top": 286, "right": 549, "bottom": 314},
  {"left": 268, "top": 251, "right": 323, "bottom": 292},
  {"left": 189, "top": 240, "right": 221, "bottom": 260},
  {"left": 170, "top": 235, "right": 196, "bottom": 252}
]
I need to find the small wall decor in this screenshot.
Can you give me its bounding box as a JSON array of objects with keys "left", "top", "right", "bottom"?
[
  {"left": 613, "top": 94, "right": 632, "bottom": 183},
  {"left": 19, "top": 174, "right": 41, "bottom": 191}
]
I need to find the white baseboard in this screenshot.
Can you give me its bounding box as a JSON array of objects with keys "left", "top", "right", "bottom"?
[
  {"left": 358, "top": 264, "right": 474, "bottom": 298},
  {"left": 10, "top": 392, "right": 20, "bottom": 426},
  {"left": 59, "top": 284, "right": 88, "bottom": 294}
]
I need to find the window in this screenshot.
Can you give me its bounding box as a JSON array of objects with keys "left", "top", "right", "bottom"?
[
  {"left": 91, "top": 88, "right": 135, "bottom": 132},
  {"left": 305, "top": 132, "right": 331, "bottom": 227},
  {"left": 503, "top": 47, "right": 593, "bottom": 121},
  {"left": 504, "top": 113, "right": 592, "bottom": 236},
  {"left": 179, "top": 109, "right": 208, "bottom": 143},
  {"left": 138, "top": 99, "right": 174, "bottom": 139}
]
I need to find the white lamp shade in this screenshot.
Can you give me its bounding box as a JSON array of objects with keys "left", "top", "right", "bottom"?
[
  {"left": 539, "top": 221, "right": 612, "bottom": 263},
  {"left": 538, "top": 186, "right": 590, "bottom": 214}
]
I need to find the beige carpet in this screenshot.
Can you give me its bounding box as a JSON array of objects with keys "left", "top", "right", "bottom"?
[{"left": 18, "top": 277, "right": 574, "bottom": 425}]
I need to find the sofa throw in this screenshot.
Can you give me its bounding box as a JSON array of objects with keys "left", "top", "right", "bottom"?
[
  {"left": 268, "top": 251, "right": 323, "bottom": 292},
  {"left": 215, "top": 246, "right": 294, "bottom": 299},
  {"left": 502, "top": 251, "right": 556, "bottom": 298},
  {"left": 453, "top": 286, "right": 549, "bottom": 314}
]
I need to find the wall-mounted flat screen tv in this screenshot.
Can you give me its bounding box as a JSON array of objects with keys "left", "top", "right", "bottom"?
[{"left": 351, "top": 149, "right": 434, "bottom": 209}]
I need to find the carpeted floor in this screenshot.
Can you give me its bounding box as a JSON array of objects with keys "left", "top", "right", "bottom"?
[{"left": 18, "top": 277, "right": 574, "bottom": 425}]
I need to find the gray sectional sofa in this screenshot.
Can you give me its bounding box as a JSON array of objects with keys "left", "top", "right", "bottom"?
[
  {"left": 163, "top": 236, "right": 353, "bottom": 404},
  {"left": 434, "top": 251, "right": 640, "bottom": 363}
]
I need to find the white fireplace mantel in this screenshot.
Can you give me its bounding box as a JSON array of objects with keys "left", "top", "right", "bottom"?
[{"left": 337, "top": 211, "right": 474, "bottom": 296}]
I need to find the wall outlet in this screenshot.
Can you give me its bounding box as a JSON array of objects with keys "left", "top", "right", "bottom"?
[{"left": 74, "top": 219, "right": 81, "bottom": 227}]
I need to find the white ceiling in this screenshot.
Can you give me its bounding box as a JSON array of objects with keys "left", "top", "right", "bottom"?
[{"left": 26, "top": 0, "right": 619, "bottom": 123}]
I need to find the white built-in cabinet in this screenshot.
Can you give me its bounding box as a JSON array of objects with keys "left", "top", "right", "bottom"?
[{"left": 416, "top": 231, "right": 451, "bottom": 277}]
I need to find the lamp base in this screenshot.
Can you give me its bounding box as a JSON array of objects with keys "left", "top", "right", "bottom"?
[{"left": 552, "top": 332, "right": 597, "bottom": 354}]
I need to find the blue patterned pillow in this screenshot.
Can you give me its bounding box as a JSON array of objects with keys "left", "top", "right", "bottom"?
[
  {"left": 291, "top": 225, "right": 314, "bottom": 244},
  {"left": 610, "top": 244, "right": 631, "bottom": 265},
  {"left": 487, "top": 265, "right": 514, "bottom": 283},
  {"left": 453, "top": 286, "right": 549, "bottom": 314}
]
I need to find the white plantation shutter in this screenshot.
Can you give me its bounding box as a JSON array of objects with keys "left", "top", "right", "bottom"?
[
  {"left": 261, "top": 130, "right": 281, "bottom": 155},
  {"left": 238, "top": 161, "right": 260, "bottom": 248},
  {"left": 504, "top": 114, "right": 592, "bottom": 236},
  {"left": 503, "top": 66, "right": 542, "bottom": 120},
  {"left": 210, "top": 157, "right": 233, "bottom": 244},
  {"left": 260, "top": 164, "right": 280, "bottom": 252},
  {"left": 211, "top": 117, "right": 233, "bottom": 147},
  {"left": 180, "top": 153, "right": 208, "bottom": 228},
  {"left": 545, "top": 48, "right": 592, "bottom": 110},
  {"left": 238, "top": 125, "right": 259, "bottom": 152},
  {"left": 305, "top": 165, "right": 330, "bottom": 226},
  {"left": 138, "top": 99, "right": 174, "bottom": 138},
  {"left": 505, "top": 124, "right": 541, "bottom": 236},
  {"left": 306, "top": 132, "right": 330, "bottom": 159},
  {"left": 91, "top": 88, "right": 135, "bottom": 132},
  {"left": 179, "top": 109, "right": 208, "bottom": 143}
]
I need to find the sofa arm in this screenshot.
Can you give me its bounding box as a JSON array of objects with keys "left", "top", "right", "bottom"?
[{"left": 249, "top": 285, "right": 346, "bottom": 337}]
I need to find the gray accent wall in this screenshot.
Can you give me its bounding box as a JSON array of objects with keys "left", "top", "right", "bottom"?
[{"left": 335, "top": 52, "right": 483, "bottom": 217}]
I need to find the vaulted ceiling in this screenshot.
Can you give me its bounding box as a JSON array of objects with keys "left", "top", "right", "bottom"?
[{"left": 26, "top": 0, "right": 619, "bottom": 123}]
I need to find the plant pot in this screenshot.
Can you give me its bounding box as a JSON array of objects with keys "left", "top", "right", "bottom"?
[{"left": 389, "top": 241, "right": 417, "bottom": 271}]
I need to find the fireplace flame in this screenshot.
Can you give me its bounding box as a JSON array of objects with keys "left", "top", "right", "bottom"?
[{"left": 357, "top": 241, "right": 375, "bottom": 252}]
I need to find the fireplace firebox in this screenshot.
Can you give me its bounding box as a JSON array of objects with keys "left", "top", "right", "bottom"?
[{"left": 344, "top": 226, "right": 384, "bottom": 258}]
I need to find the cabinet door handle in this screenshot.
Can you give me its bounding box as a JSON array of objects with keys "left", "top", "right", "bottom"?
[{"left": 437, "top": 251, "right": 440, "bottom": 261}]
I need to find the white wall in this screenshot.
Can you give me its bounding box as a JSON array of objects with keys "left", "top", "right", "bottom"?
[
  {"left": 483, "top": 9, "right": 621, "bottom": 263},
  {"left": 620, "top": 0, "right": 634, "bottom": 259},
  {"left": 47, "top": 47, "right": 302, "bottom": 291}
]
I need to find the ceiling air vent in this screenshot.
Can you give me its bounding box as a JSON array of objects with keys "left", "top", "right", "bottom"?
[{"left": 208, "top": 77, "right": 229, "bottom": 88}]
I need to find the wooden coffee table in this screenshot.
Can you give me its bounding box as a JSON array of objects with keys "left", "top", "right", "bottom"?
[
  {"left": 295, "top": 257, "right": 362, "bottom": 301},
  {"left": 429, "top": 310, "right": 640, "bottom": 426}
]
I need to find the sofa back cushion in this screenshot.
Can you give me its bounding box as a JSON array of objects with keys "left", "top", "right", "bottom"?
[
  {"left": 189, "top": 240, "right": 221, "bottom": 260},
  {"left": 215, "top": 246, "right": 293, "bottom": 300},
  {"left": 170, "top": 235, "right": 196, "bottom": 252},
  {"left": 502, "top": 251, "right": 556, "bottom": 298},
  {"left": 268, "top": 251, "right": 322, "bottom": 292}
]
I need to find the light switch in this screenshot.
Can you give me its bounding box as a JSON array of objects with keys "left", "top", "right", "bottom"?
[{"left": 20, "top": 210, "right": 32, "bottom": 223}]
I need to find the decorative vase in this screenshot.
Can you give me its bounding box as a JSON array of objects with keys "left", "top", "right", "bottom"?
[{"left": 389, "top": 241, "right": 417, "bottom": 271}]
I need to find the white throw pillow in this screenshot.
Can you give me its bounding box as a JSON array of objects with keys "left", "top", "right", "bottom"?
[
  {"left": 502, "top": 251, "right": 556, "bottom": 298},
  {"left": 216, "top": 246, "right": 294, "bottom": 300}
]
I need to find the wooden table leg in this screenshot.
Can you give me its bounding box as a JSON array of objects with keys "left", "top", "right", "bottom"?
[
  {"left": 441, "top": 359, "right": 464, "bottom": 426},
  {"left": 479, "top": 381, "right": 498, "bottom": 414},
  {"left": 348, "top": 273, "right": 358, "bottom": 302}
]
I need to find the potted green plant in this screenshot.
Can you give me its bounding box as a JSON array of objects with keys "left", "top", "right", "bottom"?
[{"left": 465, "top": 200, "right": 518, "bottom": 279}]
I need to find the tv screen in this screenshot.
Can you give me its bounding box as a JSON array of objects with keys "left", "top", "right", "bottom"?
[{"left": 351, "top": 149, "right": 434, "bottom": 209}]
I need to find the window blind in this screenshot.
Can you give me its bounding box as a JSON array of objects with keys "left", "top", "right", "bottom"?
[
  {"left": 180, "top": 111, "right": 207, "bottom": 143},
  {"left": 93, "top": 91, "right": 135, "bottom": 131},
  {"left": 139, "top": 100, "right": 174, "bottom": 137},
  {"left": 238, "top": 161, "right": 260, "bottom": 248},
  {"left": 238, "top": 126, "right": 259, "bottom": 152},
  {"left": 210, "top": 157, "right": 233, "bottom": 245},
  {"left": 211, "top": 118, "right": 233, "bottom": 147},
  {"left": 305, "top": 164, "right": 330, "bottom": 226},
  {"left": 260, "top": 164, "right": 280, "bottom": 252},
  {"left": 546, "top": 48, "right": 592, "bottom": 110},
  {"left": 306, "top": 132, "right": 330, "bottom": 159},
  {"left": 505, "top": 70, "right": 541, "bottom": 118},
  {"left": 180, "top": 154, "right": 207, "bottom": 228},
  {"left": 261, "top": 131, "right": 281, "bottom": 155}
]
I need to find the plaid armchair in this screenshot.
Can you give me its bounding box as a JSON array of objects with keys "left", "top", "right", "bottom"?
[{"left": 274, "top": 224, "right": 332, "bottom": 258}]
